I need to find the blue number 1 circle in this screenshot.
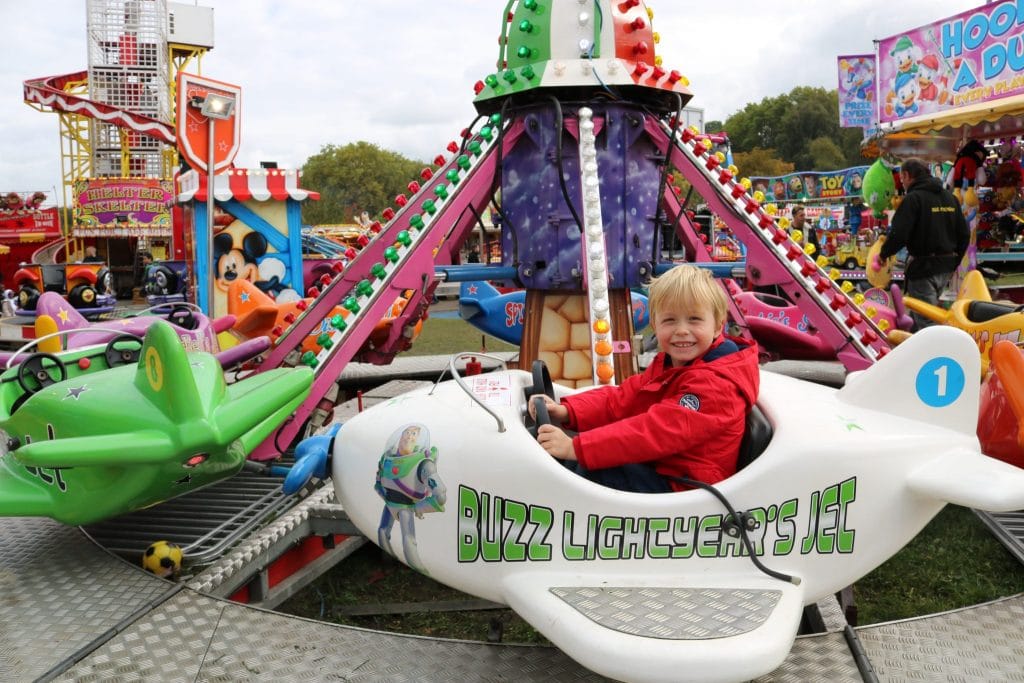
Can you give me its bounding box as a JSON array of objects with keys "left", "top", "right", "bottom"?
[{"left": 915, "top": 357, "right": 965, "bottom": 408}]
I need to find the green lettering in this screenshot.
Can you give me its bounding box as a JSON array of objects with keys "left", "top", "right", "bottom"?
[
  {"left": 816, "top": 484, "right": 840, "bottom": 553},
  {"left": 528, "top": 506, "right": 553, "bottom": 561},
  {"left": 800, "top": 490, "right": 819, "bottom": 554},
  {"left": 480, "top": 492, "right": 501, "bottom": 562},
  {"left": 837, "top": 477, "right": 856, "bottom": 553},
  {"left": 647, "top": 517, "right": 670, "bottom": 558},
  {"left": 697, "top": 514, "right": 722, "bottom": 558},
  {"left": 562, "top": 510, "right": 586, "bottom": 560},
  {"left": 458, "top": 485, "right": 479, "bottom": 562},
  {"left": 620, "top": 517, "right": 647, "bottom": 560},
  {"left": 671, "top": 515, "right": 697, "bottom": 558},
  {"left": 598, "top": 516, "right": 623, "bottom": 560},
  {"left": 773, "top": 499, "right": 798, "bottom": 555},
  {"left": 503, "top": 500, "right": 527, "bottom": 561}
]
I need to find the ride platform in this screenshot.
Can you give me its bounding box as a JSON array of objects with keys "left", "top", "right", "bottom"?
[{"left": 2, "top": 363, "right": 1024, "bottom": 681}]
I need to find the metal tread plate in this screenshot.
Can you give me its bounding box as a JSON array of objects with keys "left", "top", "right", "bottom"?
[
  {"left": 856, "top": 592, "right": 1024, "bottom": 682},
  {"left": 0, "top": 517, "right": 174, "bottom": 682},
  {"left": 550, "top": 586, "right": 782, "bottom": 640},
  {"left": 57, "top": 589, "right": 612, "bottom": 682}
]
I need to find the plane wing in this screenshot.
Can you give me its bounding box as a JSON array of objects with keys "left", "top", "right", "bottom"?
[{"left": 501, "top": 571, "right": 805, "bottom": 683}]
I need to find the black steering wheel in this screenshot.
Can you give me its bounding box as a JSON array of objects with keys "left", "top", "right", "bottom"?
[
  {"left": 17, "top": 352, "right": 68, "bottom": 395},
  {"left": 529, "top": 395, "right": 552, "bottom": 439},
  {"left": 165, "top": 304, "right": 197, "bottom": 330},
  {"left": 526, "top": 360, "right": 556, "bottom": 438},
  {"left": 104, "top": 334, "right": 145, "bottom": 368}
]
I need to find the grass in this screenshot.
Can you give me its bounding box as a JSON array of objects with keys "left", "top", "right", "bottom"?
[{"left": 276, "top": 313, "right": 1024, "bottom": 641}]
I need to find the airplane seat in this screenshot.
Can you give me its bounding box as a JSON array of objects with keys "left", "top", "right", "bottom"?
[
  {"left": 966, "top": 300, "right": 1015, "bottom": 323},
  {"left": 736, "top": 405, "right": 772, "bottom": 471}
]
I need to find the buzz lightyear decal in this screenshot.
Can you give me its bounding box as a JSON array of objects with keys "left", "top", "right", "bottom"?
[{"left": 375, "top": 423, "right": 446, "bottom": 573}]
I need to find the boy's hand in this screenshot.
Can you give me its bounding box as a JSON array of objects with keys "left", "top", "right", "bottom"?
[
  {"left": 528, "top": 394, "right": 568, "bottom": 423},
  {"left": 537, "top": 424, "right": 577, "bottom": 460}
]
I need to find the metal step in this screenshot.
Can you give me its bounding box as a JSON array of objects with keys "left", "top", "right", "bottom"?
[
  {"left": 975, "top": 509, "right": 1024, "bottom": 564},
  {"left": 82, "top": 467, "right": 298, "bottom": 568}
]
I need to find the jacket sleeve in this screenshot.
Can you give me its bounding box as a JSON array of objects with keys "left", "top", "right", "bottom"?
[
  {"left": 572, "top": 371, "right": 746, "bottom": 471},
  {"left": 562, "top": 371, "right": 646, "bottom": 431},
  {"left": 954, "top": 203, "right": 970, "bottom": 259},
  {"left": 880, "top": 194, "right": 917, "bottom": 260}
]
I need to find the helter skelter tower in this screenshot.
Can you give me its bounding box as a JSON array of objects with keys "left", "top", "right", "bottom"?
[
  {"left": 471, "top": 1, "right": 692, "bottom": 387},
  {"left": 87, "top": 0, "right": 171, "bottom": 178}
]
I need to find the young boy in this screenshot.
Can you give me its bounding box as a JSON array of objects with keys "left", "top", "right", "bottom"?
[{"left": 531, "top": 265, "right": 759, "bottom": 492}]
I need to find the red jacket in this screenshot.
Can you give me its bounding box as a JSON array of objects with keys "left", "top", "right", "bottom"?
[{"left": 562, "top": 335, "right": 759, "bottom": 489}]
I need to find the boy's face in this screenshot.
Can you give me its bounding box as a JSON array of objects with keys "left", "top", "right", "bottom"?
[
  {"left": 398, "top": 427, "right": 421, "bottom": 455},
  {"left": 654, "top": 299, "right": 722, "bottom": 367}
]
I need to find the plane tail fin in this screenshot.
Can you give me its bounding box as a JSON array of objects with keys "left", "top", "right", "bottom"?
[
  {"left": 133, "top": 320, "right": 211, "bottom": 423},
  {"left": 839, "top": 325, "right": 979, "bottom": 437},
  {"left": 959, "top": 269, "right": 992, "bottom": 302}
]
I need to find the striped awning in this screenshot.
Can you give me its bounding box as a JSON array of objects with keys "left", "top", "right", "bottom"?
[{"left": 176, "top": 168, "right": 320, "bottom": 203}]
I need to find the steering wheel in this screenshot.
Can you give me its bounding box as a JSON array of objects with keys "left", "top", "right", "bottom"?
[
  {"left": 166, "top": 304, "right": 197, "bottom": 330},
  {"left": 104, "top": 334, "right": 145, "bottom": 368},
  {"left": 17, "top": 352, "right": 68, "bottom": 395},
  {"left": 527, "top": 359, "right": 555, "bottom": 402},
  {"left": 529, "top": 395, "right": 552, "bottom": 439},
  {"left": 526, "top": 360, "right": 556, "bottom": 438}
]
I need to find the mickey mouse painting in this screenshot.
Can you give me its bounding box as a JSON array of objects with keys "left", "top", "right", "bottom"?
[{"left": 214, "top": 231, "right": 267, "bottom": 292}]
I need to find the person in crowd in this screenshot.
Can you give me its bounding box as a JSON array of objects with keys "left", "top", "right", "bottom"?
[
  {"left": 527, "top": 264, "right": 759, "bottom": 492},
  {"left": 874, "top": 157, "right": 969, "bottom": 330}
]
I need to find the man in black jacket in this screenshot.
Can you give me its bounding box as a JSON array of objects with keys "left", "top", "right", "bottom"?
[{"left": 874, "top": 157, "right": 969, "bottom": 330}]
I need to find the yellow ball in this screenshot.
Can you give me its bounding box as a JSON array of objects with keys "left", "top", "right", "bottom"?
[{"left": 142, "top": 540, "right": 183, "bottom": 579}]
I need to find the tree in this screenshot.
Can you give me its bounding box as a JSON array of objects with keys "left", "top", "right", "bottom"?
[
  {"left": 732, "top": 148, "right": 793, "bottom": 178},
  {"left": 705, "top": 120, "right": 724, "bottom": 134},
  {"left": 301, "top": 142, "right": 425, "bottom": 225},
  {"left": 723, "top": 86, "right": 869, "bottom": 171}
]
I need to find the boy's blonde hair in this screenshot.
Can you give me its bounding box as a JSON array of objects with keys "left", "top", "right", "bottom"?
[{"left": 648, "top": 264, "right": 728, "bottom": 328}]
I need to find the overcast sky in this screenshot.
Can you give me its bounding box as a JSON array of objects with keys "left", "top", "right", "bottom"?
[{"left": 1, "top": 0, "right": 975, "bottom": 199}]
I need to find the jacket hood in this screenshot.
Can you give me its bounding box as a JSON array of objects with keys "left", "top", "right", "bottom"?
[{"left": 910, "top": 175, "right": 947, "bottom": 194}]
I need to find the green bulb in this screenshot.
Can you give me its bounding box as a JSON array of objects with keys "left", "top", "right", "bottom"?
[
  {"left": 371, "top": 263, "right": 387, "bottom": 279},
  {"left": 330, "top": 314, "right": 347, "bottom": 330},
  {"left": 317, "top": 332, "right": 333, "bottom": 349},
  {"left": 434, "top": 185, "right": 449, "bottom": 199},
  {"left": 343, "top": 296, "right": 360, "bottom": 313},
  {"left": 524, "top": 0, "right": 538, "bottom": 9},
  {"left": 356, "top": 279, "right": 373, "bottom": 296},
  {"left": 503, "top": 69, "right": 518, "bottom": 84},
  {"left": 485, "top": 74, "right": 499, "bottom": 88},
  {"left": 468, "top": 140, "right": 482, "bottom": 156},
  {"left": 397, "top": 230, "right": 412, "bottom": 246},
  {"left": 490, "top": 113, "right": 502, "bottom": 125},
  {"left": 518, "top": 19, "right": 533, "bottom": 33},
  {"left": 457, "top": 155, "right": 471, "bottom": 169},
  {"left": 517, "top": 46, "right": 531, "bottom": 59},
  {"left": 479, "top": 126, "right": 493, "bottom": 141},
  {"left": 522, "top": 65, "right": 536, "bottom": 80},
  {"left": 384, "top": 246, "right": 399, "bottom": 263},
  {"left": 409, "top": 214, "right": 424, "bottom": 229},
  {"left": 300, "top": 351, "right": 318, "bottom": 367},
  {"left": 446, "top": 169, "right": 460, "bottom": 184}
]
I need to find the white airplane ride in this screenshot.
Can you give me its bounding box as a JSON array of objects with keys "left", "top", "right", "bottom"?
[{"left": 289, "top": 325, "right": 1024, "bottom": 683}]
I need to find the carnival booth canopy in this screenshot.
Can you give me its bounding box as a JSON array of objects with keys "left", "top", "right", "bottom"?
[{"left": 864, "top": 1, "right": 1024, "bottom": 161}]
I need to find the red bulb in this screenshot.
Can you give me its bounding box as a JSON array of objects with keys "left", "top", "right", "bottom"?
[
  {"left": 382, "top": 208, "right": 395, "bottom": 220},
  {"left": 305, "top": 287, "right": 320, "bottom": 298},
  {"left": 284, "top": 313, "right": 296, "bottom": 324},
  {"left": 633, "top": 62, "right": 649, "bottom": 76},
  {"left": 319, "top": 274, "right": 333, "bottom": 286},
  {"left": 474, "top": 81, "right": 485, "bottom": 95},
  {"left": 369, "top": 221, "right": 382, "bottom": 233},
  {"left": 447, "top": 141, "right": 459, "bottom": 153},
  {"left": 296, "top": 300, "right": 309, "bottom": 311},
  {"left": 633, "top": 41, "right": 649, "bottom": 55},
  {"left": 344, "top": 247, "right": 358, "bottom": 260},
  {"left": 421, "top": 168, "right": 434, "bottom": 180},
  {"left": 668, "top": 70, "right": 683, "bottom": 84},
  {"left": 631, "top": 18, "right": 647, "bottom": 31},
  {"left": 357, "top": 234, "right": 370, "bottom": 247},
  {"left": 77, "top": 357, "right": 91, "bottom": 370},
  {"left": 652, "top": 65, "right": 666, "bottom": 79},
  {"left": 433, "top": 154, "right": 446, "bottom": 166},
  {"left": 680, "top": 128, "right": 695, "bottom": 142},
  {"left": 331, "top": 260, "right": 345, "bottom": 272},
  {"left": 271, "top": 325, "right": 284, "bottom": 337},
  {"left": 407, "top": 181, "right": 421, "bottom": 193},
  {"left": 395, "top": 194, "right": 408, "bottom": 207}
]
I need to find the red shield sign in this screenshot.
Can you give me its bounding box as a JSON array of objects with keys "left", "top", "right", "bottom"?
[{"left": 176, "top": 73, "right": 242, "bottom": 175}]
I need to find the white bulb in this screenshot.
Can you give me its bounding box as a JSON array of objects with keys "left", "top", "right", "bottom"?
[
  {"left": 580, "top": 119, "right": 594, "bottom": 133},
  {"left": 579, "top": 106, "right": 593, "bottom": 118},
  {"left": 578, "top": 11, "right": 590, "bottom": 24},
  {"left": 589, "top": 244, "right": 604, "bottom": 260},
  {"left": 591, "top": 277, "right": 607, "bottom": 294},
  {"left": 587, "top": 223, "right": 603, "bottom": 238},
  {"left": 590, "top": 258, "right": 605, "bottom": 274},
  {"left": 579, "top": 38, "right": 591, "bottom": 53},
  {"left": 584, "top": 176, "right": 600, "bottom": 189},
  {"left": 584, "top": 160, "right": 598, "bottom": 174}
]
